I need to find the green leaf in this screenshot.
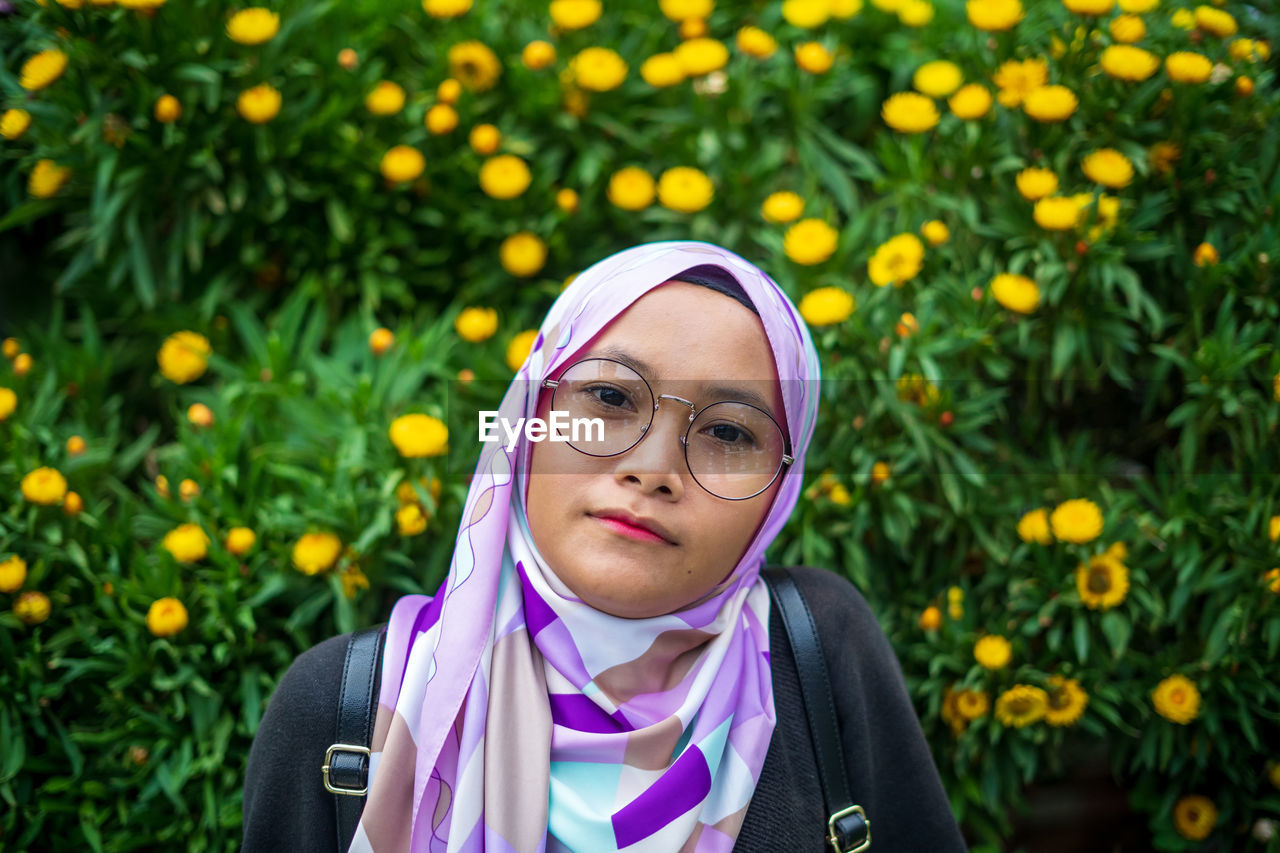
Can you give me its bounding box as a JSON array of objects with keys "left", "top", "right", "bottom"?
[
  {"left": 1072, "top": 613, "right": 1090, "bottom": 663},
  {"left": 1099, "top": 611, "right": 1131, "bottom": 660}
]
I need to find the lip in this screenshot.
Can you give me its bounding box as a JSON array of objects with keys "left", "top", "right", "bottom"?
[{"left": 588, "top": 509, "right": 678, "bottom": 545}]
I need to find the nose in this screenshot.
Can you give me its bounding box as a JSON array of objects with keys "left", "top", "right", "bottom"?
[{"left": 612, "top": 396, "right": 692, "bottom": 499}]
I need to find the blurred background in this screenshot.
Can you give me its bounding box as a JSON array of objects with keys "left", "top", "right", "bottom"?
[{"left": 2, "top": 0, "right": 1279, "bottom": 848}]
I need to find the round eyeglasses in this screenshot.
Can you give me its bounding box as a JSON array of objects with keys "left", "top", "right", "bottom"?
[{"left": 540, "top": 358, "right": 792, "bottom": 501}]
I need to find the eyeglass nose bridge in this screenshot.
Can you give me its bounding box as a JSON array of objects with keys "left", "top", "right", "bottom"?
[{"left": 637, "top": 393, "right": 697, "bottom": 444}]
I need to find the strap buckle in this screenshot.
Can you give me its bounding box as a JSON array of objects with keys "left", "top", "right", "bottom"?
[
  {"left": 827, "top": 804, "right": 870, "bottom": 853},
  {"left": 322, "top": 743, "right": 371, "bottom": 796}
]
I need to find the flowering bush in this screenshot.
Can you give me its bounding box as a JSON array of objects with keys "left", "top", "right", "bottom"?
[{"left": 3, "top": 0, "right": 1280, "bottom": 849}]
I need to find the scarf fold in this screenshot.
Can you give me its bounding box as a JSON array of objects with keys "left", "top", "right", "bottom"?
[{"left": 350, "top": 242, "right": 821, "bottom": 853}]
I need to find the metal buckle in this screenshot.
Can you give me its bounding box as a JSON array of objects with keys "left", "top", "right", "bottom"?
[
  {"left": 827, "top": 804, "right": 870, "bottom": 853},
  {"left": 322, "top": 743, "right": 371, "bottom": 796}
]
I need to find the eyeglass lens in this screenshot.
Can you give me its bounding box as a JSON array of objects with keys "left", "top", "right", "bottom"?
[{"left": 550, "top": 359, "right": 787, "bottom": 500}]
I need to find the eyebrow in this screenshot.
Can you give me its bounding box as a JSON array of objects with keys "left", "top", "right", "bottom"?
[{"left": 586, "top": 347, "right": 778, "bottom": 416}]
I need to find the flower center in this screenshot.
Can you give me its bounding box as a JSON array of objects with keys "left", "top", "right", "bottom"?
[{"left": 1088, "top": 568, "right": 1112, "bottom": 593}]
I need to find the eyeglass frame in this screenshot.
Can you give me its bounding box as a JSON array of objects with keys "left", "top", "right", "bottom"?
[{"left": 539, "top": 357, "right": 794, "bottom": 501}]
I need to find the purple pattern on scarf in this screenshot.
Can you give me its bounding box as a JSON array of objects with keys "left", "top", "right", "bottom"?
[
  {"left": 610, "top": 746, "right": 713, "bottom": 847},
  {"left": 547, "top": 693, "right": 630, "bottom": 734}
]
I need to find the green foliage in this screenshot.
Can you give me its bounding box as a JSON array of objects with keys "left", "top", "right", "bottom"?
[{"left": 3, "top": 0, "right": 1280, "bottom": 848}]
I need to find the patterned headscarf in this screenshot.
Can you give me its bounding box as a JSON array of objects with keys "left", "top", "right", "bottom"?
[{"left": 351, "top": 241, "right": 822, "bottom": 852}]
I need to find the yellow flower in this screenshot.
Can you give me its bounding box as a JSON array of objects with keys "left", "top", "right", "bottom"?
[
  {"left": 161, "top": 523, "right": 210, "bottom": 563},
  {"left": 226, "top": 8, "right": 279, "bottom": 45},
  {"left": 1229, "top": 38, "right": 1269, "bottom": 63},
  {"left": 919, "top": 606, "right": 942, "bottom": 630},
  {"left": 679, "top": 16, "right": 708, "bottom": 38},
  {"left": 1045, "top": 676, "right": 1088, "bottom": 726},
  {"left": 1100, "top": 45, "right": 1160, "bottom": 82},
  {"left": 292, "top": 532, "right": 342, "bottom": 575},
  {"left": 1076, "top": 552, "right": 1129, "bottom": 610},
  {"left": 556, "top": 188, "right": 579, "bottom": 213},
  {"left": 607, "top": 166, "right": 655, "bottom": 210},
  {"left": 1193, "top": 5, "right": 1235, "bottom": 37},
  {"left": 506, "top": 329, "right": 539, "bottom": 372},
  {"left": 657, "top": 167, "right": 714, "bottom": 213},
  {"left": 366, "top": 81, "right": 406, "bottom": 116},
  {"left": 437, "top": 79, "right": 462, "bottom": 105},
  {"left": 2, "top": 108, "right": 33, "bottom": 140},
  {"left": 871, "top": 461, "right": 891, "bottom": 484},
  {"left": 794, "top": 42, "right": 834, "bottom": 74},
  {"left": 921, "top": 220, "right": 949, "bottom": 246},
  {"left": 1148, "top": 141, "right": 1180, "bottom": 175},
  {"left": 20, "top": 49, "right": 68, "bottom": 91},
  {"left": 397, "top": 476, "right": 442, "bottom": 507},
  {"left": 154, "top": 94, "right": 182, "bottom": 123},
  {"left": 1236, "top": 76, "right": 1254, "bottom": 97},
  {"left": 145, "top": 597, "right": 189, "bottom": 637},
  {"left": 2, "top": 338, "right": 19, "bottom": 358},
  {"left": 340, "top": 564, "right": 370, "bottom": 598},
  {"left": 62, "top": 491, "right": 83, "bottom": 516},
  {"left": 549, "top": 0, "right": 601, "bottom": 29},
  {"left": 798, "top": 287, "right": 856, "bottom": 326},
  {"left": 389, "top": 413, "right": 449, "bottom": 458},
  {"left": 761, "top": 191, "right": 804, "bottom": 224},
  {"left": 1023, "top": 85, "right": 1078, "bottom": 122},
  {"left": 1109, "top": 14, "right": 1145, "bottom": 43},
  {"left": 1151, "top": 673, "right": 1200, "bottom": 723},
  {"left": 990, "top": 273, "right": 1040, "bottom": 314},
  {"left": 1166, "top": 52, "right": 1212, "bottom": 84},
  {"left": 784, "top": 219, "right": 839, "bottom": 265},
  {"left": 423, "top": 0, "right": 471, "bottom": 17},
  {"left": 956, "top": 688, "right": 989, "bottom": 720},
  {"left": 225, "top": 527, "right": 256, "bottom": 556},
  {"left": 1172, "top": 795, "right": 1217, "bottom": 841},
  {"left": 380, "top": 146, "right": 425, "bottom": 183},
  {"left": 479, "top": 154, "right": 531, "bottom": 199},
  {"left": 1082, "top": 148, "right": 1133, "bottom": 188},
  {"left": 14, "top": 591, "right": 51, "bottom": 626},
  {"left": 897, "top": 0, "right": 932, "bottom": 26},
  {"left": 28, "top": 160, "right": 72, "bottom": 199},
  {"left": 1049, "top": 498, "right": 1103, "bottom": 543},
  {"left": 1270, "top": 515, "right": 1280, "bottom": 541},
  {"left": 157, "top": 330, "right": 211, "bottom": 385},
  {"left": 1033, "top": 196, "right": 1080, "bottom": 231},
  {"left": 995, "top": 685, "right": 1047, "bottom": 727},
  {"left": 522, "top": 40, "right": 557, "bottom": 70},
  {"left": 1266, "top": 568, "right": 1280, "bottom": 594},
  {"left": 12, "top": 353, "right": 32, "bottom": 377},
  {"left": 993, "top": 58, "right": 1047, "bottom": 107},
  {"left": 0, "top": 387, "right": 15, "bottom": 421},
  {"left": 338, "top": 48, "right": 359, "bottom": 70},
  {"left": 571, "top": 46, "right": 628, "bottom": 91},
  {"left": 828, "top": 484, "right": 852, "bottom": 505},
  {"left": 21, "top": 467, "right": 67, "bottom": 505},
  {"left": 1016, "top": 167, "right": 1058, "bottom": 200},
  {"left": 913, "top": 60, "right": 963, "bottom": 97},
  {"left": 395, "top": 503, "right": 428, "bottom": 536},
  {"left": 1118, "top": 0, "right": 1155, "bottom": 9},
  {"left": 896, "top": 312, "right": 919, "bottom": 337},
  {"left": 881, "top": 91, "right": 939, "bottom": 133},
  {"left": 369, "top": 327, "right": 394, "bottom": 355},
  {"left": 659, "top": 0, "right": 712, "bottom": 20},
  {"left": 1273, "top": 373, "right": 1280, "bottom": 403},
  {"left": 455, "top": 307, "right": 499, "bottom": 342},
  {"left": 1062, "top": 0, "right": 1113, "bottom": 14},
  {"left": 425, "top": 104, "right": 459, "bottom": 135},
  {"left": 500, "top": 232, "right": 547, "bottom": 277},
  {"left": 674, "top": 38, "right": 728, "bottom": 76},
  {"left": 868, "top": 233, "right": 925, "bottom": 287},
  {"left": 736, "top": 26, "right": 778, "bottom": 58},
  {"left": 1170, "top": 8, "right": 1194, "bottom": 29},
  {"left": 1017, "top": 508, "right": 1053, "bottom": 544},
  {"left": 1193, "top": 242, "right": 1218, "bottom": 267},
  {"left": 974, "top": 634, "right": 1012, "bottom": 669},
  {"left": 448, "top": 41, "right": 502, "bottom": 92},
  {"left": 966, "top": 0, "right": 1023, "bottom": 31},
  {"left": 0, "top": 555, "right": 27, "bottom": 593},
  {"left": 237, "top": 83, "right": 282, "bottom": 124},
  {"left": 641, "top": 54, "right": 686, "bottom": 87},
  {"left": 948, "top": 84, "right": 992, "bottom": 119},
  {"left": 782, "top": 0, "right": 830, "bottom": 28},
  {"left": 187, "top": 403, "right": 214, "bottom": 427}
]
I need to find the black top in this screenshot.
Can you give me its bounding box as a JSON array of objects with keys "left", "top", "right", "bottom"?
[{"left": 243, "top": 567, "right": 968, "bottom": 851}]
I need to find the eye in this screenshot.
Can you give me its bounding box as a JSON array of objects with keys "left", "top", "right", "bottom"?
[
  {"left": 583, "top": 383, "right": 637, "bottom": 412},
  {"left": 701, "top": 421, "right": 757, "bottom": 448}
]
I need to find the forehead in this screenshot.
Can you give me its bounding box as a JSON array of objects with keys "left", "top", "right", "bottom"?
[{"left": 585, "top": 281, "right": 778, "bottom": 382}]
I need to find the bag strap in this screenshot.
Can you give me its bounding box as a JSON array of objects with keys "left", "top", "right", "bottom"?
[
  {"left": 762, "top": 567, "right": 871, "bottom": 853},
  {"left": 324, "top": 623, "right": 386, "bottom": 852}
]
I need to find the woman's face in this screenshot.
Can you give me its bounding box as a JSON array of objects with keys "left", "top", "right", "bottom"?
[{"left": 525, "top": 280, "right": 785, "bottom": 619}]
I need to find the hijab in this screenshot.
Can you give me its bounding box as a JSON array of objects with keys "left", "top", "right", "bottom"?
[{"left": 350, "top": 241, "right": 822, "bottom": 853}]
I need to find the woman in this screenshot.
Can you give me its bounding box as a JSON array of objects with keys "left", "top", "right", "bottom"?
[{"left": 243, "top": 241, "right": 967, "bottom": 852}]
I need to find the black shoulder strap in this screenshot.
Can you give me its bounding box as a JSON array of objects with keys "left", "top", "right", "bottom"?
[
  {"left": 762, "top": 567, "right": 871, "bottom": 853},
  {"left": 324, "top": 623, "right": 386, "bottom": 852}
]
